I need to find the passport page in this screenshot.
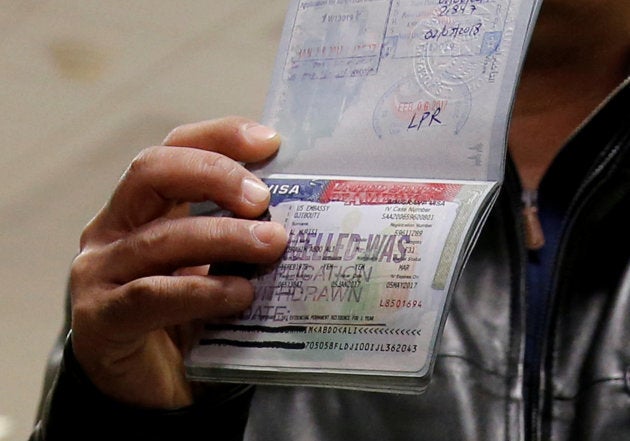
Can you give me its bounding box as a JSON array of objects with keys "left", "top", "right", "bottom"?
[
  {"left": 186, "top": 0, "right": 542, "bottom": 393},
  {"left": 254, "top": 0, "right": 543, "bottom": 182}
]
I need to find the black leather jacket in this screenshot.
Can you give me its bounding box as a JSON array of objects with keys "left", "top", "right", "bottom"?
[{"left": 31, "top": 78, "right": 630, "bottom": 441}]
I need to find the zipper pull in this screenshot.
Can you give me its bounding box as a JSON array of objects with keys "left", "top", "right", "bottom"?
[{"left": 522, "top": 188, "right": 545, "bottom": 251}]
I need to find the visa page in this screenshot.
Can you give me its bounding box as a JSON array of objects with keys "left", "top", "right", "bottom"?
[{"left": 187, "top": 0, "right": 541, "bottom": 393}]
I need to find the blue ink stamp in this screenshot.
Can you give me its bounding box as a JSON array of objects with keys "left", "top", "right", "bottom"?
[{"left": 480, "top": 31, "right": 502, "bottom": 55}]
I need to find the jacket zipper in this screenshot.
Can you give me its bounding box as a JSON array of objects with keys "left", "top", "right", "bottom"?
[
  {"left": 520, "top": 77, "right": 630, "bottom": 441},
  {"left": 521, "top": 189, "right": 545, "bottom": 251},
  {"left": 526, "top": 129, "right": 628, "bottom": 441}
]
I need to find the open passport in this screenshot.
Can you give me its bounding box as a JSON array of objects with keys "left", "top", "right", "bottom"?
[{"left": 185, "top": 0, "right": 543, "bottom": 393}]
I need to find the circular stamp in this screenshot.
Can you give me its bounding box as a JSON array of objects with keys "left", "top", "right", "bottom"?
[{"left": 412, "top": 2, "right": 504, "bottom": 100}]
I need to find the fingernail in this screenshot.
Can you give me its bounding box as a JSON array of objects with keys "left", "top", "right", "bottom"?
[
  {"left": 242, "top": 178, "right": 270, "bottom": 204},
  {"left": 242, "top": 123, "right": 278, "bottom": 143},
  {"left": 250, "top": 222, "right": 285, "bottom": 245}
]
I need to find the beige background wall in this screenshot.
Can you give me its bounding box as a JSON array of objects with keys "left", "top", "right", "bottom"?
[{"left": 0, "top": 1, "right": 289, "bottom": 439}]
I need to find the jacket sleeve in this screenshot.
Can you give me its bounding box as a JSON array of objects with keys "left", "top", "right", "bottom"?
[{"left": 29, "top": 333, "right": 253, "bottom": 441}]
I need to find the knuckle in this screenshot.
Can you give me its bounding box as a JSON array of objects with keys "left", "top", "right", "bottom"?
[
  {"left": 97, "top": 293, "right": 130, "bottom": 326},
  {"left": 70, "top": 249, "right": 101, "bottom": 285},
  {"left": 99, "top": 279, "right": 156, "bottom": 325},
  {"left": 184, "top": 277, "right": 207, "bottom": 298},
  {"left": 126, "top": 146, "right": 162, "bottom": 177},
  {"left": 202, "top": 152, "right": 235, "bottom": 176},
  {"left": 162, "top": 124, "right": 189, "bottom": 145},
  {"left": 122, "top": 279, "right": 155, "bottom": 306},
  {"left": 70, "top": 252, "right": 90, "bottom": 279},
  {"left": 107, "top": 221, "right": 173, "bottom": 268},
  {"left": 197, "top": 154, "right": 246, "bottom": 194},
  {"left": 78, "top": 215, "right": 105, "bottom": 248},
  {"left": 208, "top": 217, "right": 241, "bottom": 241},
  {"left": 131, "top": 221, "right": 172, "bottom": 254},
  {"left": 79, "top": 224, "right": 95, "bottom": 248}
]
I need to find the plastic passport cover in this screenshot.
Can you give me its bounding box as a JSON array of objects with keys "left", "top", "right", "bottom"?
[{"left": 186, "top": 0, "right": 542, "bottom": 393}]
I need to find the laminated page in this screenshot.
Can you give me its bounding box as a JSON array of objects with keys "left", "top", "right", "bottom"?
[
  {"left": 254, "top": 0, "right": 542, "bottom": 181},
  {"left": 186, "top": 0, "right": 542, "bottom": 393}
]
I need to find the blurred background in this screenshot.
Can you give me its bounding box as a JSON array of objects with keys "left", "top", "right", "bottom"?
[{"left": 0, "top": 1, "right": 289, "bottom": 439}]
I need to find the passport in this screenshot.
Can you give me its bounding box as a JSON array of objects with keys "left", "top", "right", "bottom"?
[{"left": 186, "top": 0, "right": 543, "bottom": 394}]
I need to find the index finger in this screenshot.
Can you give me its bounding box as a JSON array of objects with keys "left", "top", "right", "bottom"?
[{"left": 163, "top": 116, "right": 280, "bottom": 162}]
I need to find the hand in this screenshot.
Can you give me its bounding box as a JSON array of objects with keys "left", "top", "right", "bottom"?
[{"left": 69, "top": 116, "right": 288, "bottom": 408}]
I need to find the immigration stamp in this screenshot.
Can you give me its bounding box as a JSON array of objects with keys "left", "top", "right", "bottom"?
[
  {"left": 412, "top": 0, "right": 511, "bottom": 99},
  {"left": 372, "top": 74, "right": 472, "bottom": 138},
  {"left": 283, "top": 0, "right": 391, "bottom": 81}
]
